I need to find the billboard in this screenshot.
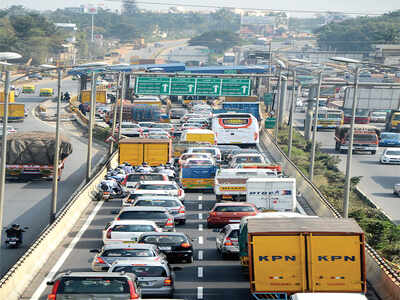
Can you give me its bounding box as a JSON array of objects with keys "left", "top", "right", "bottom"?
[
  {"left": 241, "top": 16, "right": 276, "bottom": 26},
  {"left": 343, "top": 87, "right": 400, "bottom": 110}
]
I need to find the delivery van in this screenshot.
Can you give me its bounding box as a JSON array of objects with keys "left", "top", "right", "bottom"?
[
  {"left": 39, "top": 88, "right": 53, "bottom": 97},
  {"left": 180, "top": 129, "right": 216, "bottom": 145}
]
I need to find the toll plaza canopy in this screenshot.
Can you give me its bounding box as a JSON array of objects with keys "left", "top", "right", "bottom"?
[{"left": 67, "top": 63, "right": 274, "bottom": 76}]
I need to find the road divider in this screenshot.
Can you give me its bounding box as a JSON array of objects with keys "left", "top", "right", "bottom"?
[
  {"left": 0, "top": 151, "right": 118, "bottom": 300},
  {"left": 259, "top": 129, "right": 400, "bottom": 300}
]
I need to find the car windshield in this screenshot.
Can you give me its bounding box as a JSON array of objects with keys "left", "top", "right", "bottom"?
[
  {"left": 191, "top": 149, "right": 215, "bottom": 155},
  {"left": 112, "top": 266, "right": 167, "bottom": 277},
  {"left": 142, "top": 235, "right": 187, "bottom": 244},
  {"left": 126, "top": 174, "right": 164, "bottom": 182},
  {"left": 135, "top": 199, "right": 180, "bottom": 207},
  {"left": 112, "top": 224, "right": 155, "bottom": 232},
  {"left": 236, "top": 156, "right": 262, "bottom": 163},
  {"left": 214, "top": 206, "right": 255, "bottom": 212},
  {"left": 186, "top": 160, "right": 212, "bottom": 165},
  {"left": 102, "top": 249, "right": 154, "bottom": 257},
  {"left": 138, "top": 184, "right": 176, "bottom": 190},
  {"left": 381, "top": 133, "right": 398, "bottom": 139},
  {"left": 58, "top": 277, "right": 129, "bottom": 294},
  {"left": 386, "top": 150, "right": 400, "bottom": 156},
  {"left": 372, "top": 112, "right": 387, "bottom": 117},
  {"left": 118, "top": 211, "right": 167, "bottom": 220},
  {"left": 353, "top": 134, "right": 377, "bottom": 142},
  {"left": 229, "top": 230, "right": 239, "bottom": 239}
]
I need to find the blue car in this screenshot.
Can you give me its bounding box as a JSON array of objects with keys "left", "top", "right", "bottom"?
[{"left": 379, "top": 132, "right": 400, "bottom": 147}]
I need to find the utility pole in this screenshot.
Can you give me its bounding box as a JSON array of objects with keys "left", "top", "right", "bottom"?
[
  {"left": 109, "top": 73, "right": 121, "bottom": 155},
  {"left": 309, "top": 71, "right": 323, "bottom": 181},
  {"left": 267, "top": 41, "right": 272, "bottom": 93},
  {"left": 0, "top": 70, "right": 10, "bottom": 248},
  {"left": 50, "top": 69, "right": 62, "bottom": 224},
  {"left": 274, "top": 68, "right": 282, "bottom": 143},
  {"left": 343, "top": 66, "right": 361, "bottom": 218},
  {"left": 86, "top": 72, "right": 96, "bottom": 182},
  {"left": 118, "top": 73, "right": 126, "bottom": 141},
  {"left": 288, "top": 70, "right": 296, "bottom": 159}
]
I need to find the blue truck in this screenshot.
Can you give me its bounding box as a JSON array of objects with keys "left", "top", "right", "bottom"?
[
  {"left": 180, "top": 164, "right": 218, "bottom": 189},
  {"left": 221, "top": 96, "right": 261, "bottom": 120}
]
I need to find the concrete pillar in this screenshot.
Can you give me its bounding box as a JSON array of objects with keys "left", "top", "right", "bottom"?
[{"left": 278, "top": 77, "right": 287, "bottom": 126}]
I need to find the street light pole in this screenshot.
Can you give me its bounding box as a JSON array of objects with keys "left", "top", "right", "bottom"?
[
  {"left": 343, "top": 66, "right": 361, "bottom": 218},
  {"left": 86, "top": 72, "right": 96, "bottom": 182},
  {"left": 117, "top": 73, "right": 126, "bottom": 141},
  {"left": 288, "top": 70, "right": 296, "bottom": 159},
  {"left": 0, "top": 70, "right": 10, "bottom": 246},
  {"left": 274, "top": 67, "right": 282, "bottom": 143},
  {"left": 309, "top": 71, "right": 323, "bottom": 181},
  {"left": 267, "top": 41, "right": 272, "bottom": 93},
  {"left": 109, "top": 72, "right": 121, "bottom": 155},
  {"left": 50, "top": 69, "right": 62, "bottom": 224}
]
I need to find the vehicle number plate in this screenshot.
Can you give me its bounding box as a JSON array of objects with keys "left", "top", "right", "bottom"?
[
  {"left": 123, "top": 241, "right": 137, "bottom": 244},
  {"left": 229, "top": 220, "right": 240, "bottom": 223},
  {"left": 159, "top": 246, "right": 172, "bottom": 250}
]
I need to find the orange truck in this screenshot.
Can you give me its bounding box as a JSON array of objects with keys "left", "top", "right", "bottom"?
[{"left": 247, "top": 217, "right": 366, "bottom": 299}]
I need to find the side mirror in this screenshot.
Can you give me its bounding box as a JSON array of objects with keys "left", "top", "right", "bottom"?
[
  {"left": 89, "top": 249, "right": 100, "bottom": 253},
  {"left": 46, "top": 281, "right": 54, "bottom": 285}
]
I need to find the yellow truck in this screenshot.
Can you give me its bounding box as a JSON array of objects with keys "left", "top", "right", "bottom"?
[
  {"left": 246, "top": 217, "right": 366, "bottom": 299},
  {"left": 39, "top": 88, "right": 53, "bottom": 97},
  {"left": 119, "top": 138, "right": 172, "bottom": 166},
  {"left": 0, "top": 103, "right": 25, "bottom": 122},
  {"left": 180, "top": 129, "right": 216, "bottom": 145},
  {"left": 80, "top": 90, "right": 107, "bottom": 104},
  {"left": 22, "top": 85, "right": 35, "bottom": 94},
  {"left": 0, "top": 91, "right": 15, "bottom": 103}
]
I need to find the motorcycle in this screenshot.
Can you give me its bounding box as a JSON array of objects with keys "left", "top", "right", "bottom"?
[{"left": 4, "top": 227, "right": 28, "bottom": 248}]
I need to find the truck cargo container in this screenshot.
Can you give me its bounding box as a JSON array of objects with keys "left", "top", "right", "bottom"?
[
  {"left": 334, "top": 125, "right": 379, "bottom": 154},
  {"left": 247, "top": 218, "right": 366, "bottom": 299},
  {"left": 246, "top": 178, "right": 296, "bottom": 212},
  {"left": 0, "top": 103, "right": 25, "bottom": 122},
  {"left": 119, "top": 138, "right": 172, "bottom": 166},
  {"left": 222, "top": 97, "right": 261, "bottom": 121}
]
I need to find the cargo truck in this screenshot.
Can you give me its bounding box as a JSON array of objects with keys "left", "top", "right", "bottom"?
[
  {"left": 119, "top": 138, "right": 172, "bottom": 166},
  {"left": 246, "top": 178, "right": 296, "bottom": 212},
  {"left": 246, "top": 217, "right": 366, "bottom": 299},
  {"left": 334, "top": 124, "right": 379, "bottom": 154},
  {"left": 0, "top": 103, "right": 25, "bottom": 122},
  {"left": 385, "top": 109, "right": 400, "bottom": 132},
  {"left": 222, "top": 96, "right": 261, "bottom": 121}
]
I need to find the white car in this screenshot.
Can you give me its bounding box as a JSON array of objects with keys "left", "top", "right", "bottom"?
[
  {"left": 178, "top": 153, "right": 214, "bottom": 167},
  {"left": 102, "top": 220, "right": 161, "bottom": 245},
  {"left": 133, "top": 181, "right": 185, "bottom": 201},
  {"left": 118, "top": 122, "right": 143, "bottom": 137},
  {"left": 393, "top": 183, "right": 400, "bottom": 196},
  {"left": 229, "top": 153, "right": 266, "bottom": 168},
  {"left": 186, "top": 147, "right": 222, "bottom": 162},
  {"left": 380, "top": 148, "right": 400, "bottom": 164},
  {"left": 0, "top": 125, "right": 17, "bottom": 136}
]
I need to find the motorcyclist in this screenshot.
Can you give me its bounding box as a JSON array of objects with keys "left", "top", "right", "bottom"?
[
  {"left": 5, "top": 224, "right": 25, "bottom": 244},
  {"left": 63, "top": 91, "right": 71, "bottom": 102},
  {"left": 123, "top": 162, "right": 134, "bottom": 174},
  {"left": 137, "top": 162, "right": 153, "bottom": 173},
  {"left": 111, "top": 168, "right": 126, "bottom": 183}
]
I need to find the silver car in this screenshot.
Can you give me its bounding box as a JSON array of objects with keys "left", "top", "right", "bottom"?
[
  {"left": 133, "top": 196, "right": 186, "bottom": 225},
  {"left": 46, "top": 272, "right": 141, "bottom": 300},
  {"left": 108, "top": 259, "right": 179, "bottom": 297},
  {"left": 380, "top": 148, "right": 400, "bottom": 164},
  {"left": 215, "top": 224, "right": 240, "bottom": 258},
  {"left": 90, "top": 243, "right": 166, "bottom": 271}
]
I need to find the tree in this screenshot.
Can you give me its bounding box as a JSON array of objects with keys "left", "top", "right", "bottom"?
[
  {"left": 122, "top": 0, "right": 138, "bottom": 16},
  {"left": 189, "top": 31, "right": 241, "bottom": 54}
]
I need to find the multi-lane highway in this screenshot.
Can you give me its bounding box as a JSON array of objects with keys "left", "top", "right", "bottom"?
[{"left": 294, "top": 111, "right": 400, "bottom": 224}]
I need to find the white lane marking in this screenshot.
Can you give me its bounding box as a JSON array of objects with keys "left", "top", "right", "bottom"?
[
  {"left": 198, "top": 224, "right": 203, "bottom": 231},
  {"left": 199, "top": 236, "right": 203, "bottom": 244},
  {"left": 198, "top": 203, "right": 202, "bottom": 210},
  {"left": 197, "top": 287, "right": 204, "bottom": 299},
  {"left": 30, "top": 201, "right": 104, "bottom": 300},
  {"left": 198, "top": 250, "right": 203, "bottom": 260},
  {"left": 198, "top": 213, "right": 202, "bottom": 220},
  {"left": 198, "top": 195, "right": 203, "bottom": 201},
  {"left": 198, "top": 267, "right": 203, "bottom": 278}
]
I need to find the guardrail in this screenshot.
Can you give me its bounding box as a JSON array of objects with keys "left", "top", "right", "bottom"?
[
  {"left": 259, "top": 129, "right": 400, "bottom": 300},
  {"left": 0, "top": 150, "right": 118, "bottom": 300}
]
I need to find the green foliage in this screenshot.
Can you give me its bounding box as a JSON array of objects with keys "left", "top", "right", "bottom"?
[
  {"left": 188, "top": 31, "right": 241, "bottom": 54},
  {"left": 314, "top": 10, "right": 400, "bottom": 51}
]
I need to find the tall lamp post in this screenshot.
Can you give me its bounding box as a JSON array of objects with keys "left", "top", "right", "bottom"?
[
  {"left": 274, "top": 59, "right": 286, "bottom": 143},
  {"left": 330, "top": 57, "right": 363, "bottom": 218}
]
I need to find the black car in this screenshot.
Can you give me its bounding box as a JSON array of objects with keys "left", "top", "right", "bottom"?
[{"left": 138, "top": 232, "right": 194, "bottom": 263}]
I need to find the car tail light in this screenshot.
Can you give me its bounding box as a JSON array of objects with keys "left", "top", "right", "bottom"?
[
  {"left": 180, "top": 242, "right": 191, "bottom": 248},
  {"left": 178, "top": 206, "right": 185, "bottom": 214},
  {"left": 254, "top": 132, "right": 258, "bottom": 141},
  {"left": 163, "top": 277, "right": 172, "bottom": 286},
  {"left": 106, "top": 228, "right": 112, "bottom": 239},
  {"left": 165, "top": 218, "right": 174, "bottom": 226},
  {"left": 178, "top": 189, "right": 183, "bottom": 197},
  {"left": 209, "top": 212, "right": 216, "bottom": 217},
  {"left": 96, "top": 257, "right": 106, "bottom": 264},
  {"left": 47, "top": 280, "right": 61, "bottom": 300},
  {"left": 128, "top": 280, "right": 140, "bottom": 299},
  {"left": 224, "top": 238, "right": 233, "bottom": 246}
]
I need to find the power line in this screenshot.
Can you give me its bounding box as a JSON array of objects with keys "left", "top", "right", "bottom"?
[{"left": 103, "top": 0, "right": 389, "bottom": 16}]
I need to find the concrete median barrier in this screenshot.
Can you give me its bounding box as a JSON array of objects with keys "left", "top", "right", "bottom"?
[
  {"left": 0, "top": 151, "right": 118, "bottom": 300},
  {"left": 259, "top": 129, "right": 400, "bottom": 300}
]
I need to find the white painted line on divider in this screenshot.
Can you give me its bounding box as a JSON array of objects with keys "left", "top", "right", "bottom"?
[
  {"left": 198, "top": 213, "right": 202, "bottom": 220},
  {"left": 198, "top": 203, "right": 202, "bottom": 210},
  {"left": 198, "top": 224, "right": 203, "bottom": 231},
  {"left": 199, "top": 236, "right": 204, "bottom": 244},
  {"left": 31, "top": 201, "right": 104, "bottom": 300},
  {"left": 198, "top": 195, "right": 203, "bottom": 201},
  {"left": 198, "top": 267, "right": 203, "bottom": 278},
  {"left": 198, "top": 250, "right": 203, "bottom": 260},
  {"left": 197, "top": 287, "right": 204, "bottom": 299}
]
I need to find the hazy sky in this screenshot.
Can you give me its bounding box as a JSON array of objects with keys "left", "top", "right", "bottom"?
[{"left": 1, "top": 0, "right": 399, "bottom": 16}]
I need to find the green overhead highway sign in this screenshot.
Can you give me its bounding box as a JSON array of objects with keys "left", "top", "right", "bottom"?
[{"left": 135, "top": 76, "right": 251, "bottom": 96}]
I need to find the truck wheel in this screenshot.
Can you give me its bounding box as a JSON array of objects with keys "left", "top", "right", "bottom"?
[{"left": 371, "top": 150, "right": 376, "bottom": 155}]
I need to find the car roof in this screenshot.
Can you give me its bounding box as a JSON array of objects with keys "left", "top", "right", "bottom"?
[
  {"left": 140, "top": 231, "right": 188, "bottom": 237},
  {"left": 111, "top": 259, "right": 168, "bottom": 267},
  {"left": 110, "top": 220, "right": 158, "bottom": 225},
  {"left": 56, "top": 271, "right": 134, "bottom": 278},
  {"left": 214, "top": 202, "right": 256, "bottom": 207},
  {"left": 385, "top": 147, "right": 400, "bottom": 150},
  {"left": 120, "top": 206, "right": 169, "bottom": 212},
  {"left": 103, "top": 243, "right": 157, "bottom": 250},
  {"left": 135, "top": 196, "right": 180, "bottom": 201},
  {"left": 232, "top": 153, "right": 262, "bottom": 157},
  {"left": 138, "top": 181, "right": 176, "bottom": 185}
]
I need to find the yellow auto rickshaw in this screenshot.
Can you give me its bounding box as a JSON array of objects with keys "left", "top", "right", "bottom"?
[
  {"left": 22, "top": 85, "right": 35, "bottom": 94},
  {"left": 39, "top": 88, "right": 53, "bottom": 97}
]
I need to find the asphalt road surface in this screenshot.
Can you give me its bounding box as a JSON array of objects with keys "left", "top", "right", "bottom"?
[
  {"left": 0, "top": 77, "right": 108, "bottom": 276},
  {"left": 294, "top": 110, "right": 400, "bottom": 224}
]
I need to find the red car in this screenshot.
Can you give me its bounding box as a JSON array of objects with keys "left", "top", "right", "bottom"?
[{"left": 207, "top": 202, "right": 258, "bottom": 228}]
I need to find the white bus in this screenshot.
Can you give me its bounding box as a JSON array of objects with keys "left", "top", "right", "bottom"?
[{"left": 212, "top": 113, "right": 259, "bottom": 145}]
